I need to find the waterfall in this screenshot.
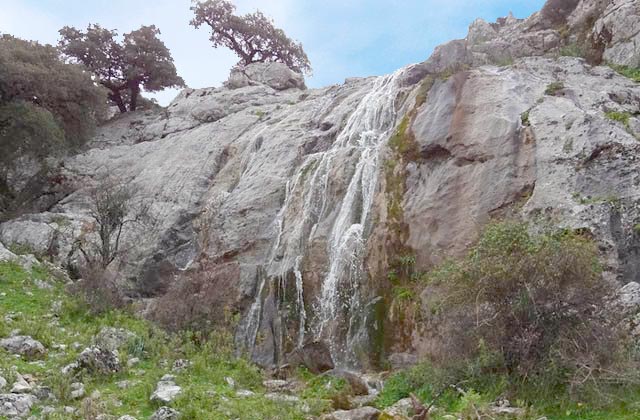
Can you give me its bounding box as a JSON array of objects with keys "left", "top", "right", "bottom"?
[{"left": 239, "top": 69, "right": 405, "bottom": 366}]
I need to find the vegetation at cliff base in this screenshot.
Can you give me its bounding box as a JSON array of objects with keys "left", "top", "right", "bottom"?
[{"left": 376, "top": 222, "right": 640, "bottom": 419}]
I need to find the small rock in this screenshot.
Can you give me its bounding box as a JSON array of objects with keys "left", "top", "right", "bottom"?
[
  {"left": 236, "top": 389, "right": 255, "bottom": 397},
  {"left": 0, "top": 394, "right": 36, "bottom": 418},
  {"left": 70, "top": 382, "right": 85, "bottom": 399},
  {"left": 321, "top": 406, "right": 381, "bottom": 420},
  {"left": 32, "top": 386, "right": 55, "bottom": 401},
  {"left": 264, "top": 393, "right": 300, "bottom": 403},
  {"left": 77, "top": 346, "right": 121, "bottom": 375},
  {"left": 224, "top": 376, "right": 236, "bottom": 388},
  {"left": 33, "top": 279, "right": 53, "bottom": 290},
  {"left": 117, "top": 380, "right": 133, "bottom": 389},
  {"left": 127, "top": 357, "right": 140, "bottom": 368},
  {"left": 118, "top": 416, "right": 138, "bottom": 420},
  {"left": 10, "top": 373, "right": 32, "bottom": 394},
  {"left": 93, "top": 327, "right": 137, "bottom": 352},
  {"left": 0, "top": 376, "right": 7, "bottom": 391},
  {"left": 150, "top": 406, "right": 180, "bottom": 420},
  {"left": 262, "top": 379, "right": 292, "bottom": 393},
  {"left": 172, "top": 359, "right": 191, "bottom": 371},
  {"left": 382, "top": 398, "right": 413, "bottom": 418},
  {"left": 150, "top": 375, "right": 181, "bottom": 403},
  {"left": 61, "top": 362, "right": 79, "bottom": 375},
  {"left": 0, "top": 336, "right": 46, "bottom": 359},
  {"left": 41, "top": 406, "right": 56, "bottom": 415},
  {"left": 64, "top": 406, "right": 77, "bottom": 414}
]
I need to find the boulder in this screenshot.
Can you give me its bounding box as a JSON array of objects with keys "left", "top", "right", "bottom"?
[
  {"left": 327, "top": 370, "right": 370, "bottom": 396},
  {"left": 10, "top": 373, "right": 32, "bottom": 394},
  {"left": 381, "top": 398, "right": 413, "bottom": 418},
  {"left": 93, "top": 327, "right": 137, "bottom": 352},
  {"left": 150, "top": 406, "right": 180, "bottom": 420},
  {"left": 0, "top": 242, "right": 17, "bottom": 262},
  {"left": 0, "top": 394, "right": 36, "bottom": 418},
  {"left": 286, "top": 341, "right": 335, "bottom": 374},
  {"left": 321, "top": 406, "right": 381, "bottom": 420},
  {"left": 150, "top": 375, "right": 181, "bottom": 404},
  {"left": 0, "top": 336, "right": 46, "bottom": 360},
  {"left": 77, "top": 346, "right": 121, "bottom": 375},
  {"left": 226, "top": 62, "right": 306, "bottom": 91}
]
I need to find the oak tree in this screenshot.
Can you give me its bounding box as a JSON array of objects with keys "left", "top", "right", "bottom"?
[
  {"left": 190, "top": 0, "right": 311, "bottom": 74},
  {"left": 58, "top": 24, "right": 185, "bottom": 113}
]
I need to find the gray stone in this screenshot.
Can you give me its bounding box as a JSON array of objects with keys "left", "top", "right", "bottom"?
[
  {"left": 93, "top": 327, "right": 137, "bottom": 352},
  {"left": 150, "top": 406, "right": 180, "bottom": 420},
  {"left": 70, "top": 382, "right": 85, "bottom": 400},
  {"left": 0, "top": 242, "right": 17, "bottom": 262},
  {"left": 0, "top": 336, "right": 46, "bottom": 360},
  {"left": 0, "top": 376, "right": 6, "bottom": 391},
  {"left": 0, "top": 394, "right": 36, "bottom": 418},
  {"left": 77, "top": 347, "right": 121, "bottom": 375},
  {"left": 321, "top": 406, "right": 381, "bottom": 420},
  {"left": 381, "top": 398, "right": 413, "bottom": 418},
  {"left": 10, "top": 374, "right": 32, "bottom": 394},
  {"left": 227, "top": 62, "right": 306, "bottom": 91},
  {"left": 286, "top": 341, "right": 335, "bottom": 374},
  {"left": 150, "top": 375, "right": 181, "bottom": 404}
]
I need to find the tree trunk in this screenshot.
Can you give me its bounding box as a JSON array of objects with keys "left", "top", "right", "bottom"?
[
  {"left": 108, "top": 90, "right": 127, "bottom": 113},
  {"left": 129, "top": 83, "right": 140, "bottom": 112}
]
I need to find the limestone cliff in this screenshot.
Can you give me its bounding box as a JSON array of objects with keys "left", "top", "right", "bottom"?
[{"left": 2, "top": 0, "right": 639, "bottom": 369}]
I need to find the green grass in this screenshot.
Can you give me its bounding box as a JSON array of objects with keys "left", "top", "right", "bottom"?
[
  {"left": 605, "top": 110, "right": 632, "bottom": 130},
  {"left": 610, "top": 65, "right": 640, "bottom": 82},
  {"left": 0, "top": 262, "right": 327, "bottom": 419},
  {"left": 545, "top": 81, "right": 565, "bottom": 96}
]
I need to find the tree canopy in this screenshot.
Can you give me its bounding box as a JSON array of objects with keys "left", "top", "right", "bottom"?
[
  {"left": 0, "top": 34, "right": 107, "bottom": 167},
  {"left": 190, "top": 0, "right": 311, "bottom": 74},
  {"left": 58, "top": 24, "right": 185, "bottom": 113}
]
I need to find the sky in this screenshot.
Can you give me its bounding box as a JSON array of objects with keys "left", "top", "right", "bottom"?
[{"left": 0, "top": 0, "right": 546, "bottom": 105}]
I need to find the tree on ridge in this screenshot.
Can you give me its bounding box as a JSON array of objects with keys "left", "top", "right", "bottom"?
[{"left": 58, "top": 24, "right": 185, "bottom": 113}]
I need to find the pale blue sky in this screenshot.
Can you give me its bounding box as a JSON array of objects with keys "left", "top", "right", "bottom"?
[{"left": 0, "top": 0, "right": 546, "bottom": 105}]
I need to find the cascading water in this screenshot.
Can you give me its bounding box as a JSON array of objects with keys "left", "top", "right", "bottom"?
[{"left": 239, "top": 69, "right": 406, "bottom": 367}]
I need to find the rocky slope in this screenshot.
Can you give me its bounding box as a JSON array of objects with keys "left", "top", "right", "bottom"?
[{"left": 2, "top": 0, "right": 640, "bottom": 370}]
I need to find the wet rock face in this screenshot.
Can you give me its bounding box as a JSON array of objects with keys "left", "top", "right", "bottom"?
[{"left": 1, "top": 0, "right": 639, "bottom": 369}]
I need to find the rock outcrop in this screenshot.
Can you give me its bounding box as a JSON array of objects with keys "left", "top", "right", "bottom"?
[{"left": 1, "top": 0, "right": 639, "bottom": 369}]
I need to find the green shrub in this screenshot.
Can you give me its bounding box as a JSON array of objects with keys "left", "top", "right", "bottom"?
[{"left": 425, "top": 222, "right": 617, "bottom": 387}]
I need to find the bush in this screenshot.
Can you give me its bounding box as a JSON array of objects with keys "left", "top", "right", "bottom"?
[
  {"left": 424, "top": 222, "right": 618, "bottom": 389},
  {"left": 149, "top": 258, "right": 240, "bottom": 335},
  {"left": 69, "top": 263, "right": 125, "bottom": 315}
]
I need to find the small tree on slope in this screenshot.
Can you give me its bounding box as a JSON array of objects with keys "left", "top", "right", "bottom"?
[
  {"left": 190, "top": 0, "right": 311, "bottom": 74},
  {"left": 58, "top": 24, "right": 185, "bottom": 113}
]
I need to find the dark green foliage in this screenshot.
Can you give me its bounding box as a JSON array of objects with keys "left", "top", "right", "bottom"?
[
  {"left": 0, "top": 34, "right": 107, "bottom": 215},
  {"left": 191, "top": 0, "right": 311, "bottom": 74},
  {"left": 59, "top": 24, "right": 185, "bottom": 113}
]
